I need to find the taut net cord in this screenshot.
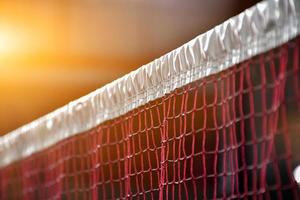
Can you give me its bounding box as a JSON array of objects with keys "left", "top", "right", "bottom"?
[{"left": 0, "top": 0, "right": 300, "bottom": 199}]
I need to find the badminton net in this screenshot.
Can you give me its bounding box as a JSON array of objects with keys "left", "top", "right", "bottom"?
[{"left": 0, "top": 0, "right": 300, "bottom": 199}]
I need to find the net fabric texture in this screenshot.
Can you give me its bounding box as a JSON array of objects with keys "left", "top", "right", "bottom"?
[{"left": 0, "top": 37, "right": 300, "bottom": 200}]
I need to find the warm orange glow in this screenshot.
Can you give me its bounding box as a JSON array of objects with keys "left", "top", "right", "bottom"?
[
  {"left": 0, "top": 0, "right": 249, "bottom": 136},
  {"left": 0, "top": 27, "right": 20, "bottom": 54}
]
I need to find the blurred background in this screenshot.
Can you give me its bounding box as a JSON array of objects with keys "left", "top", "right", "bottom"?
[{"left": 0, "top": 0, "right": 259, "bottom": 135}]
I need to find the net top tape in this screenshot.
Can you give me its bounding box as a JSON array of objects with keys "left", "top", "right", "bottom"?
[{"left": 0, "top": 0, "right": 299, "bottom": 168}]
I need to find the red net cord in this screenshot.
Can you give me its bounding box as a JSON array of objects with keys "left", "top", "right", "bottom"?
[{"left": 0, "top": 37, "right": 300, "bottom": 199}]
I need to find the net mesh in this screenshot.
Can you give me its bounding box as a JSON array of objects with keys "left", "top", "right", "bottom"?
[{"left": 0, "top": 37, "right": 300, "bottom": 199}]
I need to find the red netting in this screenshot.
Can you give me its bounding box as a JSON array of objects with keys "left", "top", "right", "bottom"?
[{"left": 1, "top": 37, "right": 300, "bottom": 199}]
